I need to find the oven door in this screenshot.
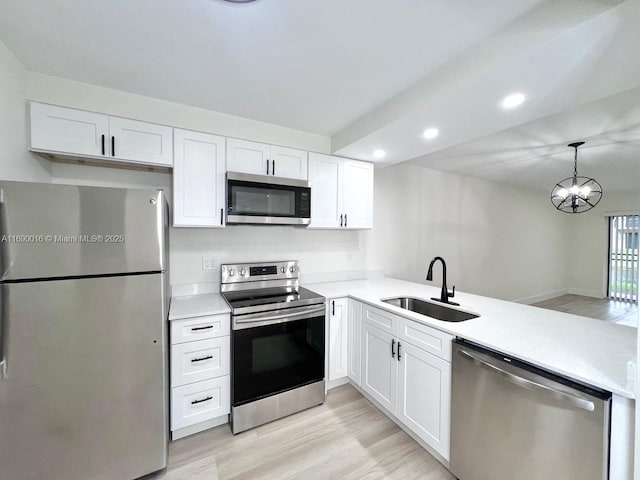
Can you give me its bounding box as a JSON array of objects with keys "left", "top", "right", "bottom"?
[
  {"left": 226, "top": 172, "right": 311, "bottom": 225},
  {"left": 232, "top": 305, "right": 325, "bottom": 407}
]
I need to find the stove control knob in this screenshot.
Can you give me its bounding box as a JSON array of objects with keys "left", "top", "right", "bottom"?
[
  {"left": 229, "top": 269, "right": 235, "bottom": 276},
  {"left": 240, "top": 268, "right": 246, "bottom": 276},
  {"left": 289, "top": 266, "right": 296, "bottom": 273},
  {"left": 280, "top": 266, "right": 286, "bottom": 274}
]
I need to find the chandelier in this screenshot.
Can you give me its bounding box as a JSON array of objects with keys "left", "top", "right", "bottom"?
[{"left": 550, "top": 142, "right": 603, "bottom": 214}]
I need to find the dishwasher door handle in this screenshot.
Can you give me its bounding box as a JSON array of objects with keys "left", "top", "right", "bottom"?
[{"left": 457, "top": 349, "right": 595, "bottom": 412}]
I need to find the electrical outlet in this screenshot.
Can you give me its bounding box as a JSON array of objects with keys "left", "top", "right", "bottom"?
[{"left": 202, "top": 256, "right": 216, "bottom": 271}]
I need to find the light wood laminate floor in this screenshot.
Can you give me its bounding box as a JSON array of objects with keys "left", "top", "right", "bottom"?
[
  {"left": 533, "top": 294, "right": 638, "bottom": 328},
  {"left": 146, "top": 384, "right": 455, "bottom": 480}
]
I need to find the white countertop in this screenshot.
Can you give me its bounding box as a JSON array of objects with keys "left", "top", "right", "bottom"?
[
  {"left": 169, "top": 293, "right": 230, "bottom": 321},
  {"left": 305, "top": 277, "right": 637, "bottom": 399}
]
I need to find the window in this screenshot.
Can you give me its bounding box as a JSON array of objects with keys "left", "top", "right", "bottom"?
[{"left": 608, "top": 215, "right": 639, "bottom": 302}]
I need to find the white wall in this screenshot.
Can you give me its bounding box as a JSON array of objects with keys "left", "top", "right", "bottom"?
[
  {"left": 567, "top": 190, "right": 640, "bottom": 298},
  {"left": 364, "top": 164, "right": 571, "bottom": 302},
  {"left": 0, "top": 41, "right": 50, "bottom": 181}
]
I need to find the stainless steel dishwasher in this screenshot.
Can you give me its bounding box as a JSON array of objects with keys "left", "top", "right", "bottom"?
[{"left": 451, "top": 339, "right": 611, "bottom": 480}]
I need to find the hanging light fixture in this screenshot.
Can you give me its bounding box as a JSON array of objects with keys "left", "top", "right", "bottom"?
[{"left": 550, "top": 142, "right": 603, "bottom": 214}]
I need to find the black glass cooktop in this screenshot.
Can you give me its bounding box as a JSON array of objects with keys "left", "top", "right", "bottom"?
[{"left": 223, "top": 286, "right": 324, "bottom": 315}]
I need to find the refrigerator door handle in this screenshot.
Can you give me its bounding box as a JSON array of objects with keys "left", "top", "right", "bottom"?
[
  {"left": 0, "top": 187, "right": 7, "bottom": 380},
  {"left": 0, "top": 286, "right": 7, "bottom": 380},
  {"left": 457, "top": 349, "right": 595, "bottom": 412}
]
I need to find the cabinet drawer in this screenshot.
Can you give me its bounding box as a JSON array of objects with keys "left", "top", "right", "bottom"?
[
  {"left": 170, "top": 314, "right": 230, "bottom": 344},
  {"left": 171, "top": 376, "right": 230, "bottom": 430},
  {"left": 397, "top": 317, "right": 453, "bottom": 361},
  {"left": 363, "top": 304, "right": 398, "bottom": 336},
  {"left": 171, "top": 337, "right": 230, "bottom": 387}
]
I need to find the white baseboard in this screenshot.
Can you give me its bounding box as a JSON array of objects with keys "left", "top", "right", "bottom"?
[
  {"left": 326, "top": 377, "right": 349, "bottom": 391},
  {"left": 515, "top": 287, "right": 607, "bottom": 305},
  {"left": 567, "top": 288, "right": 605, "bottom": 299},
  {"left": 515, "top": 289, "right": 568, "bottom": 305},
  {"left": 171, "top": 414, "right": 228, "bottom": 440}
]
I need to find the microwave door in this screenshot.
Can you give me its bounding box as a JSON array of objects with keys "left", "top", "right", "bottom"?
[{"left": 226, "top": 173, "right": 311, "bottom": 225}]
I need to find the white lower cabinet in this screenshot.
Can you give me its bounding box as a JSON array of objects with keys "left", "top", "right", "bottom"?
[
  {"left": 171, "top": 336, "right": 230, "bottom": 387},
  {"left": 171, "top": 376, "right": 230, "bottom": 431},
  {"left": 361, "top": 322, "right": 397, "bottom": 413},
  {"left": 356, "top": 300, "right": 453, "bottom": 461},
  {"left": 346, "top": 299, "right": 362, "bottom": 386},
  {"left": 328, "top": 297, "right": 348, "bottom": 382},
  {"left": 397, "top": 340, "right": 451, "bottom": 460},
  {"left": 170, "top": 313, "right": 231, "bottom": 439}
]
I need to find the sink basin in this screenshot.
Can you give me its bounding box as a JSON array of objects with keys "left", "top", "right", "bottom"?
[{"left": 382, "top": 297, "right": 479, "bottom": 322}]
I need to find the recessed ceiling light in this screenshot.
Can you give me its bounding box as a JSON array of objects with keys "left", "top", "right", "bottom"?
[
  {"left": 422, "top": 128, "right": 439, "bottom": 140},
  {"left": 373, "top": 149, "right": 386, "bottom": 159},
  {"left": 501, "top": 93, "right": 526, "bottom": 109},
  {"left": 224, "top": 0, "right": 257, "bottom": 2}
]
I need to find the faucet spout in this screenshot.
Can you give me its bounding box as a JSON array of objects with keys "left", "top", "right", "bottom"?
[{"left": 426, "top": 256, "right": 458, "bottom": 306}]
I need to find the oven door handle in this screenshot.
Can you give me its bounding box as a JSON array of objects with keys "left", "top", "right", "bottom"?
[{"left": 233, "top": 304, "right": 325, "bottom": 329}]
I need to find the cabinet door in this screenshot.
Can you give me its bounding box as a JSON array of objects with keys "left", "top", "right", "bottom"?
[
  {"left": 108, "top": 116, "right": 173, "bottom": 166},
  {"left": 173, "top": 129, "right": 226, "bottom": 227},
  {"left": 30, "top": 102, "right": 109, "bottom": 158},
  {"left": 328, "top": 298, "right": 348, "bottom": 381},
  {"left": 361, "top": 322, "right": 397, "bottom": 414},
  {"left": 347, "top": 299, "right": 362, "bottom": 386},
  {"left": 342, "top": 160, "right": 374, "bottom": 229},
  {"left": 226, "top": 138, "right": 270, "bottom": 175},
  {"left": 270, "top": 145, "right": 308, "bottom": 180},
  {"left": 397, "top": 341, "right": 451, "bottom": 460},
  {"left": 307, "top": 153, "right": 342, "bottom": 229}
]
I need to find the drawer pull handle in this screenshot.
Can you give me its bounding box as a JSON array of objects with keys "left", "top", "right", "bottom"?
[
  {"left": 191, "top": 396, "right": 213, "bottom": 405},
  {"left": 191, "top": 355, "right": 213, "bottom": 363},
  {"left": 191, "top": 325, "right": 214, "bottom": 331}
]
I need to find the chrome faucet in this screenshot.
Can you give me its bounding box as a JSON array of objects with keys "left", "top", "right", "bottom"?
[{"left": 426, "top": 256, "right": 459, "bottom": 306}]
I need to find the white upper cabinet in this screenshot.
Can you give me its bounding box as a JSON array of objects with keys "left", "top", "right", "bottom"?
[
  {"left": 108, "top": 117, "right": 173, "bottom": 166},
  {"left": 173, "top": 129, "right": 226, "bottom": 228},
  {"left": 308, "top": 153, "right": 373, "bottom": 230},
  {"left": 226, "top": 138, "right": 271, "bottom": 176},
  {"left": 227, "top": 138, "right": 308, "bottom": 180},
  {"left": 29, "top": 102, "right": 173, "bottom": 167},
  {"left": 342, "top": 161, "right": 374, "bottom": 229},
  {"left": 30, "top": 103, "right": 109, "bottom": 158},
  {"left": 270, "top": 145, "right": 308, "bottom": 180},
  {"left": 308, "top": 153, "right": 342, "bottom": 228}
]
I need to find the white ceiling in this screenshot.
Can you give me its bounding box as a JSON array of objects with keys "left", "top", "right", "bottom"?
[
  {"left": 1, "top": 0, "right": 639, "bottom": 192},
  {"left": 0, "top": 0, "right": 544, "bottom": 135},
  {"left": 406, "top": 86, "right": 640, "bottom": 193}
]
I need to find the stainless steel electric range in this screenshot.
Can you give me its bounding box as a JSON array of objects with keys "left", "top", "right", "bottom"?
[{"left": 220, "top": 260, "right": 326, "bottom": 434}]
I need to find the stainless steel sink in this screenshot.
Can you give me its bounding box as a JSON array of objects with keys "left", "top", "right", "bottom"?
[{"left": 382, "top": 297, "right": 479, "bottom": 322}]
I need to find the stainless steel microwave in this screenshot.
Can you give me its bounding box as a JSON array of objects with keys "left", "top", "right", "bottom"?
[{"left": 226, "top": 172, "right": 311, "bottom": 225}]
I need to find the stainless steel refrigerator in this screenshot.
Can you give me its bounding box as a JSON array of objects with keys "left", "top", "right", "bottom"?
[{"left": 0, "top": 181, "right": 168, "bottom": 480}]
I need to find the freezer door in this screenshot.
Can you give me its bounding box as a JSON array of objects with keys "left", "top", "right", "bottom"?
[
  {"left": 0, "top": 181, "right": 166, "bottom": 280},
  {"left": 0, "top": 274, "right": 167, "bottom": 480},
  {"left": 450, "top": 342, "right": 610, "bottom": 480}
]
